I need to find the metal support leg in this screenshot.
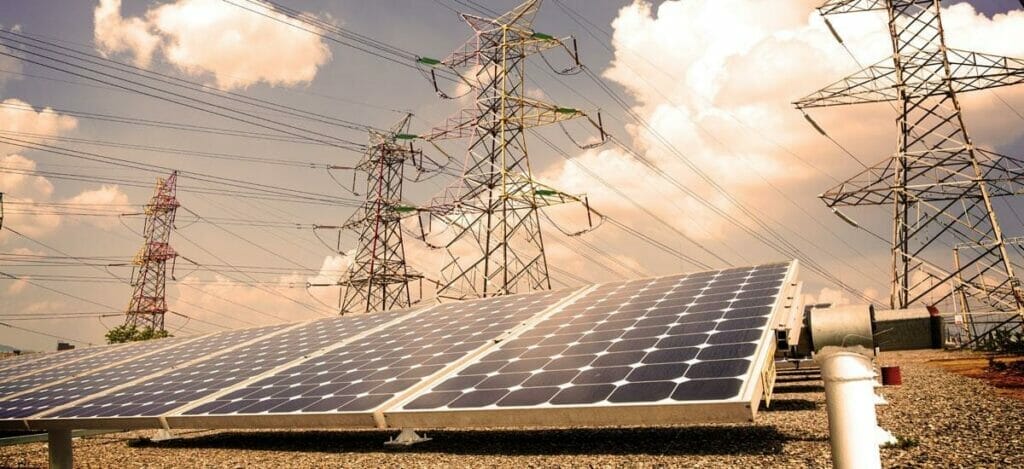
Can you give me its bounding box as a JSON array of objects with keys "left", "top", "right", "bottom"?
[
  {"left": 48, "top": 429, "right": 72, "bottom": 469},
  {"left": 384, "top": 428, "right": 431, "bottom": 446}
]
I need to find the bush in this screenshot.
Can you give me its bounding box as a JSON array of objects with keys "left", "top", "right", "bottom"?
[{"left": 105, "top": 324, "right": 171, "bottom": 344}]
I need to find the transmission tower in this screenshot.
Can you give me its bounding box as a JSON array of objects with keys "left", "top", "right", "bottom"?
[
  {"left": 796, "top": 0, "right": 1024, "bottom": 316},
  {"left": 415, "top": 0, "right": 604, "bottom": 300},
  {"left": 124, "top": 171, "right": 180, "bottom": 331},
  {"left": 337, "top": 115, "right": 426, "bottom": 314}
]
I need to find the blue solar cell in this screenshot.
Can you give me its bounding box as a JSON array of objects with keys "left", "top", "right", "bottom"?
[
  {"left": 0, "top": 326, "right": 282, "bottom": 419},
  {"left": 46, "top": 309, "right": 410, "bottom": 419},
  {"left": 0, "top": 338, "right": 186, "bottom": 400},
  {"left": 398, "top": 262, "right": 790, "bottom": 412},
  {"left": 0, "top": 347, "right": 110, "bottom": 387},
  {"left": 182, "top": 289, "right": 571, "bottom": 417}
]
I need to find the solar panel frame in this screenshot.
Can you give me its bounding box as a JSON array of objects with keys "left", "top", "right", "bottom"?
[
  {"left": 0, "top": 352, "right": 54, "bottom": 372},
  {"left": 0, "top": 326, "right": 293, "bottom": 428},
  {"left": 159, "top": 305, "right": 428, "bottom": 430},
  {"left": 29, "top": 308, "right": 424, "bottom": 431},
  {"left": 27, "top": 323, "right": 301, "bottom": 431},
  {"left": 19, "top": 261, "right": 801, "bottom": 433},
  {"left": 161, "top": 289, "right": 586, "bottom": 430},
  {"left": 382, "top": 261, "right": 799, "bottom": 429},
  {"left": 0, "top": 347, "right": 111, "bottom": 386}
]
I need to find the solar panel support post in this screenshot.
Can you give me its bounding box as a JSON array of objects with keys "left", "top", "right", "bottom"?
[
  {"left": 338, "top": 115, "right": 425, "bottom": 315},
  {"left": 47, "top": 428, "right": 72, "bottom": 469},
  {"left": 416, "top": 0, "right": 605, "bottom": 300},
  {"left": 384, "top": 428, "right": 431, "bottom": 446},
  {"left": 796, "top": 0, "right": 1024, "bottom": 317}
]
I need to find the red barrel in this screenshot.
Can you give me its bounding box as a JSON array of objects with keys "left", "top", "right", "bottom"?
[{"left": 881, "top": 366, "right": 902, "bottom": 385}]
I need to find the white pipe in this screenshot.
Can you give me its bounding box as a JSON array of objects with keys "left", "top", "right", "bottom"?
[{"left": 816, "top": 347, "right": 883, "bottom": 469}]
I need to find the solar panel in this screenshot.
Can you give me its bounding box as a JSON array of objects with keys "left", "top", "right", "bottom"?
[
  {"left": 166, "top": 289, "right": 575, "bottom": 428},
  {"left": 0, "top": 338, "right": 187, "bottom": 402},
  {"left": 0, "top": 353, "right": 52, "bottom": 371},
  {"left": 40, "top": 309, "right": 414, "bottom": 423},
  {"left": 18, "top": 260, "right": 800, "bottom": 434},
  {"left": 0, "top": 347, "right": 110, "bottom": 385},
  {"left": 0, "top": 326, "right": 282, "bottom": 422},
  {"left": 386, "top": 262, "right": 794, "bottom": 428}
]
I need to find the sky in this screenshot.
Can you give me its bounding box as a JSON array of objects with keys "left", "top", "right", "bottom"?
[{"left": 1, "top": 0, "right": 1023, "bottom": 351}]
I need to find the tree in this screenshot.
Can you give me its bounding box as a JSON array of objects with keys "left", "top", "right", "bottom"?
[{"left": 105, "top": 324, "right": 170, "bottom": 344}]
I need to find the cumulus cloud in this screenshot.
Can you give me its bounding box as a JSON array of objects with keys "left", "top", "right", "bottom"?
[
  {"left": 93, "top": 0, "right": 160, "bottom": 67},
  {"left": 169, "top": 254, "right": 351, "bottom": 326},
  {"left": 62, "top": 184, "right": 130, "bottom": 230},
  {"left": 0, "top": 98, "right": 78, "bottom": 141},
  {"left": 543, "top": 0, "right": 1024, "bottom": 282},
  {"left": 0, "top": 154, "right": 60, "bottom": 239},
  {"left": 93, "top": 0, "right": 332, "bottom": 90}
]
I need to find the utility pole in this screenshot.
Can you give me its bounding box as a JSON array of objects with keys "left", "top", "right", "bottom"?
[
  {"left": 415, "top": 0, "right": 604, "bottom": 300},
  {"left": 796, "top": 0, "right": 1024, "bottom": 315},
  {"left": 337, "top": 115, "right": 425, "bottom": 314},
  {"left": 0, "top": 192, "right": 4, "bottom": 231},
  {"left": 124, "top": 171, "right": 180, "bottom": 331}
]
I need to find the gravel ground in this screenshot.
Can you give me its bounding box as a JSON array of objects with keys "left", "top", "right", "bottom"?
[{"left": 1, "top": 349, "right": 1021, "bottom": 468}]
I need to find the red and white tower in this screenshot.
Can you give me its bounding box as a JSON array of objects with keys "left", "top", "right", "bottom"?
[{"left": 124, "top": 171, "right": 180, "bottom": 331}]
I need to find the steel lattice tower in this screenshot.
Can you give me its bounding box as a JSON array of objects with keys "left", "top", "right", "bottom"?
[
  {"left": 796, "top": 0, "right": 1024, "bottom": 315},
  {"left": 418, "top": 0, "right": 602, "bottom": 300},
  {"left": 124, "top": 171, "right": 180, "bottom": 331},
  {"left": 338, "top": 115, "right": 424, "bottom": 314}
]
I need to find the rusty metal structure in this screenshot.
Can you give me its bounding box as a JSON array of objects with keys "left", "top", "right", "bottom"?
[
  {"left": 124, "top": 171, "right": 180, "bottom": 331},
  {"left": 337, "top": 115, "right": 426, "bottom": 314},
  {"left": 796, "top": 0, "right": 1024, "bottom": 320},
  {"left": 415, "top": 0, "right": 604, "bottom": 300}
]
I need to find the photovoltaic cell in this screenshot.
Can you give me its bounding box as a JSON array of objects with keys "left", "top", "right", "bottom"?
[
  {"left": 0, "top": 353, "right": 52, "bottom": 371},
  {"left": 0, "top": 326, "right": 281, "bottom": 420},
  {"left": 0, "top": 347, "right": 109, "bottom": 385},
  {"left": 397, "top": 263, "right": 789, "bottom": 413},
  {"left": 50, "top": 310, "right": 409, "bottom": 419},
  {"left": 0, "top": 337, "right": 186, "bottom": 401},
  {"left": 181, "top": 289, "right": 571, "bottom": 417}
]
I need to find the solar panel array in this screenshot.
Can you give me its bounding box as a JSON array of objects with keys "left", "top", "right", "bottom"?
[
  {"left": 394, "top": 263, "right": 789, "bottom": 415},
  {"left": 0, "top": 347, "right": 108, "bottom": 384},
  {"left": 46, "top": 309, "right": 411, "bottom": 419},
  {"left": 0, "top": 326, "right": 279, "bottom": 419},
  {"left": 0, "top": 352, "right": 52, "bottom": 371},
  {"left": 2, "top": 260, "right": 796, "bottom": 432},
  {"left": 180, "top": 290, "right": 569, "bottom": 418},
  {"left": 0, "top": 338, "right": 186, "bottom": 400}
]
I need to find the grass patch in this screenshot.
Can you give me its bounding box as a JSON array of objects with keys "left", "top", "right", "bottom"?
[{"left": 883, "top": 435, "right": 919, "bottom": 449}]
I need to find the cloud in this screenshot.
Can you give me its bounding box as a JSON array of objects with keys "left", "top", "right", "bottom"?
[
  {"left": 541, "top": 0, "right": 1024, "bottom": 285},
  {"left": 170, "top": 254, "right": 350, "bottom": 327},
  {"left": 93, "top": 0, "right": 332, "bottom": 90},
  {"left": 62, "top": 184, "right": 130, "bottom": 230},
  {"left": 0, "top": 98, "right": 78, "bottom": 142},
  {"left": 0, "top": 154, "right": 60, "bottom": 239},
  {"left": 93, "top": 0, "right": 160, "bottom": 67},
  {"left": 0, "top": 154, "right": 54, "bottom": 199}
]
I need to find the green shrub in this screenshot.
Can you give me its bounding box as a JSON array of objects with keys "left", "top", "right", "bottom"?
[{"left": 105, "top": 324, "right": 170, "bottom": 344}]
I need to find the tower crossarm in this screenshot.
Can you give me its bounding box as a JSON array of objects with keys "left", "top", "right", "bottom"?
[
  {"left": 425, "top": 174, "right": 586, "bottom": 219},
  {"left": 419, "top": 100, "right": 590, "bottom": 142},
  {"left": 795, "top": 50, "right": 1024, "bottom": 109},
  {"left": 821, "top": 149, "right": 1024, "bottom": 207},
  {"left": 818, "top": 0, "right": 926, "bottom": 15}
]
